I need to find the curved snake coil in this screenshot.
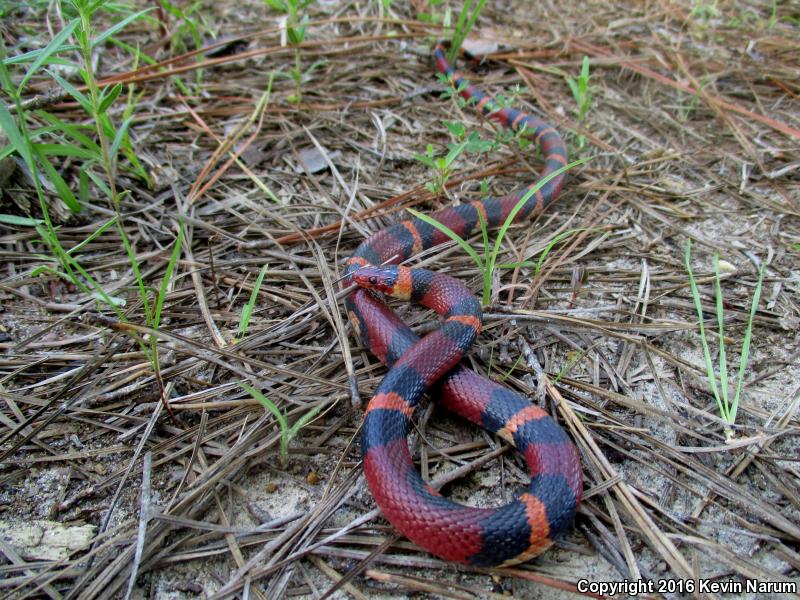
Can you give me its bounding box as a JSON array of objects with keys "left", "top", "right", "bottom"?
[{"left": 343, "top": 42, "right": 582, "bottom": 566}]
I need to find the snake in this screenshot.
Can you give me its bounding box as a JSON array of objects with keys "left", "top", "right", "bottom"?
[{"left": 343, "top": 41, "right": 582, "bottom": 567}]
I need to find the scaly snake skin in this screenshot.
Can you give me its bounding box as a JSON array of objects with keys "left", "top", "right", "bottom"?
[{"left": 343, "top": 42, "right": 582, "bottom": 566}]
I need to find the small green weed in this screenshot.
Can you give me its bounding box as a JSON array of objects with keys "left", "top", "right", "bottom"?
[
  {"left": 413, "top": 138, "right": 469, "bottom": 195},
  {"left": 159, "top": 0, "right": 209, "bottom": 89},
  {"left": 690, "top": 0, "right": 721, "bottom": 21},
  {"left": 264, "top": 0, "right": 313, "bottom": 102},
  {"left": 437, "top": 75, "right": 536, "bottom": 153},
  {"left": 566, "top": 56, "right": 591, "bottom": 150},
  {"left": 416, "top": 0, "right": 446, "bottom": 25},
  {"left": 416, "top": 100, "right": 540, "bottom": 197},
  {"left": 676, "top": 75, "right": 708, "bottom": 122},
  {"left": 241, "top": 383, "right": 330, "bottom": 468},
  {"left": 684, "top": 240, "right": 764, "bottom": 440},
  {"left": 768, "top": 0, "right": 778, "bottom": 30},
  {"left": 408, "top": 157, "right": 588, "bottom": 305}
]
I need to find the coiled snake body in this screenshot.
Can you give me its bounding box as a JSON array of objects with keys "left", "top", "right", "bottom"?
[{"left": 344, "top": 42, "right": 582, "bottom": 567}]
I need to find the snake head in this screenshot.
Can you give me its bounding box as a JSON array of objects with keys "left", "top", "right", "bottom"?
[{"left": 352, "top": 265, "right": 406, "bottom": 297}]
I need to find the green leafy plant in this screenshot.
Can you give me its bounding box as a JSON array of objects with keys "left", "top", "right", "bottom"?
[
  {"left": 413, "top": 138, "right": 469, "bottom": 195},
  {"left": 438, "top": 78, "right": 534, "bottom": 153},
  {"left": 0, "top": 2, "right": 148, "bottom": 304},
  {"left": 160, "top": 0, "right": 203, "bottom": 54},
  {"left": 416, "top": 112, "right": 531, "bottom": 195},
  {"left": 264, "top": 0, "right": 313, "bottom": 102},
  {"left": 241, "top": 383, "right": 330, "bottom": 468},
  {"left": 448, "top": 0, "right": 488, "bottom": 63},
  {"left": 1, "top": 3, "right": 186, "bottom": 420},
  {"left": 566, "top": 56, "right": 591, "bottom": 150},
  {"left": 408, "top": 157, "right": 588, "bottom": 305},
  {"left": 684, "top": 240, "right": 764, "bottom": 439}
]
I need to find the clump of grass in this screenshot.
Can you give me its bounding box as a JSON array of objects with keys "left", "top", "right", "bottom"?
[
  {"left": 448, "top": 0, "right": 488, "bottom": 62},
  {"left": 690, "top": 0, "right": 721, "bottom": 22},
  {"left": 684, "top": 240, "right": 765, "bottom": 440},
  {"left": 408, "top": 158, "right": 587, "bottom": 305}
]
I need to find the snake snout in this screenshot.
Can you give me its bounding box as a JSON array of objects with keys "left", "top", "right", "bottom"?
[{"left": 353, "top": 266, "right": 399, "bottom": 294}]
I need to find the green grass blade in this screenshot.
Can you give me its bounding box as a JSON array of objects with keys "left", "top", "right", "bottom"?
[
  {"left": 238, "top": 263, "right": 269, "bottom": 339},
  {"left": 35, "top": 112, "right": 102, "bottom": 155},
  {"left": 98, "top": 82, "right": 123, "bottom": 113},
  {"left": 288, "top": 400, "right": 331, "bottom": 437},
  {"left": 449, "top": 0, "right": 487, "bottom": 62},
  {"left": 33, "top": 142, "right": 97, "bottom": 160},
  {"left": 66, "top": 216, "right": 117, "bottom": 255},
  {"left": 117, "top": 220, "right": 152, "bottom": 326},
  {"left": 406, "top": 208, "right": 484, "bottom": 271},
  {"left": 19, "top": 19, "right": 80, "bottom": 91},
  {"left": 33, "top": 146, "right": 81, "bottom": 211},
  {"left": 443, "top": 138, "right": 468, "bottom": 168},
  {"left": 0, "top": 103, "right": 35, "bottom": 171},
  {"left": 488, "top": 158, "right": 589, "bottom": 283},
  {"left": 60, "top": 251, "right": 127, "bottom": 315},
  {"left": 452, "top": 0, "right": 472, "bottom": 41},
  {"left": 474, "top": 205, "right": 491, "bottom": 303},
  {"left": 0, "top": 214, "right": 44, "bottom": 226},
  {"left": 47, "top": 70, "right": 93, "bottom": 114},
  {"left": 460, "top": 0, "right": 487, "bottom": 45},
  {"left": 93, "top": 8, "right": 154, "bottom": 48},
  {"left": 712, "top": 254, "right": 730, "bottom": 420},
  {"left": 153, "top": 225, "right": 184, "bottom": 329},
  {"left": 241, "top": 382, "right": 289, "bottom": 466},
  {"left": 730, "top": 264, "right": 764, "bottom": 424},
  {"left": 85, "top": 169, "right": 113, "bottom": 201},
  {"left": 2, "top": 47, "right": 78, "bottom": 67},
  {"left": 684, "top": 239, "right": 725, "bottom": 419},
  {"left": 109, "top": 115, "right": 134, "bottom": 163},
  {"left": 241, "top": 383, "right": 287, "bottom": 431}
]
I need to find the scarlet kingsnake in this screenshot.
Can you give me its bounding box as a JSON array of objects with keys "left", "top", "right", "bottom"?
[{"left": 343, "top": 41, "right": 582, "bottom": 566}]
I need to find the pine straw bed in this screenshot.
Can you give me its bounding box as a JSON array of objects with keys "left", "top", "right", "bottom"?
[{"left": 0, "top": 1, "right": 798, "bottom": 598}]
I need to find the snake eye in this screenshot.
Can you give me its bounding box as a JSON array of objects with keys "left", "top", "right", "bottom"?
[{"left": 368, "top": 275, "right": 378, "bottom": 285}]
